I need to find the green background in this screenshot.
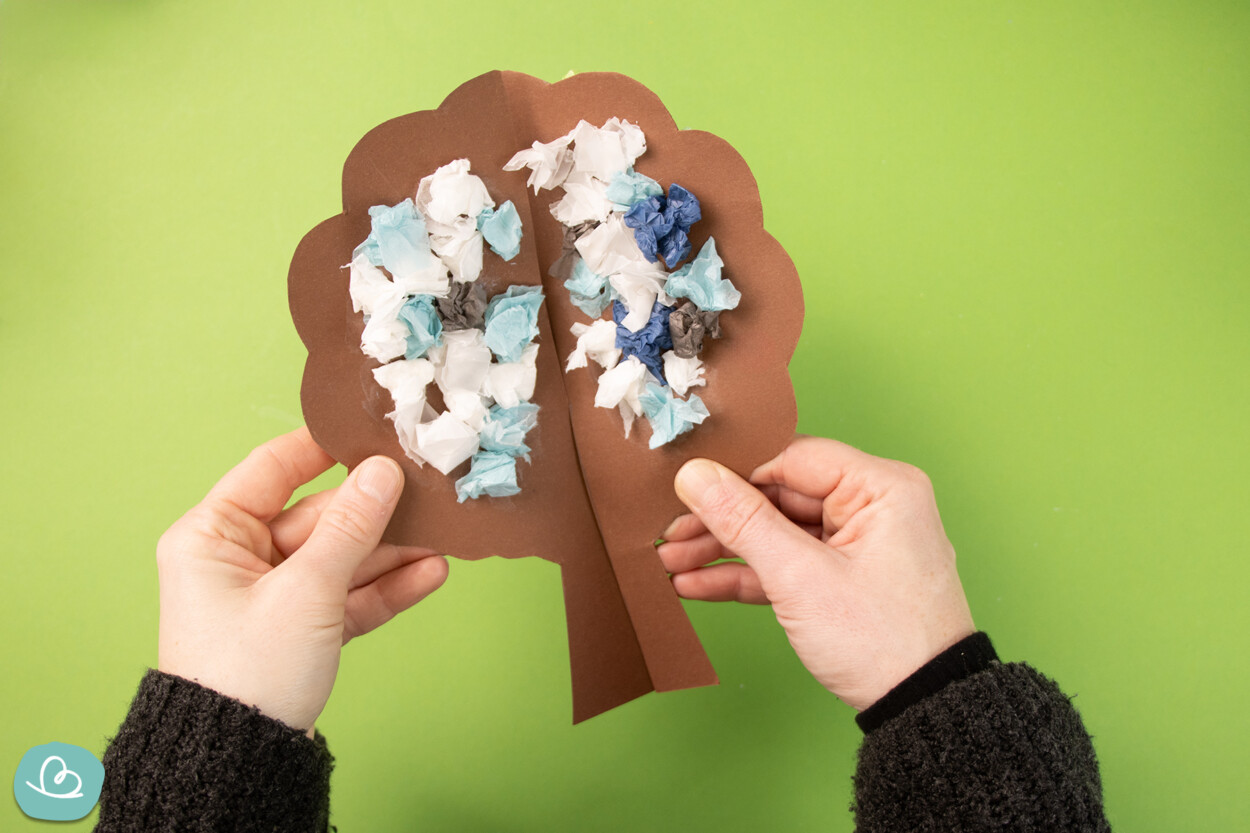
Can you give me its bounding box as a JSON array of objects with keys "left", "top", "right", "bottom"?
[{"left": 3, "top": 1, "right": 1247, "bottom": 829}]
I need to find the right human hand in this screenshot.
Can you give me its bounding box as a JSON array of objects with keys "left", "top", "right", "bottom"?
[{"left": 657, "top": 436, "right": 975, "bottom": 712}]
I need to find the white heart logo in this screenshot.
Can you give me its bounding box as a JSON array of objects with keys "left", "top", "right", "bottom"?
[{"left": 25, "top": 755, "right": 84, "bottom": 800}]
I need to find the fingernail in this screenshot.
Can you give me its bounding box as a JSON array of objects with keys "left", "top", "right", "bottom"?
[
  {"left": 675, "top": 459, "right": 721, "bottom": 507},
  {"left": 357, "top": 457, "right": 403, "bottom": 503},
  {"left": 659, "top": 515, "right": 685, "bottom": 540}
]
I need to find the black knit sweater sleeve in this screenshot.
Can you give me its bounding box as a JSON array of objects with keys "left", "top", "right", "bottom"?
[
  {"left": 94, "top": 669, "right": 334, "bottom": 832},
  {"left": 852, "top": 640, "right": 1110, "bottom": 832}
]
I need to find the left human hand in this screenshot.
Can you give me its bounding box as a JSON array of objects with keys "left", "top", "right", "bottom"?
[{"left": 156, "top": 427, "right": 448, "bottom": 734}]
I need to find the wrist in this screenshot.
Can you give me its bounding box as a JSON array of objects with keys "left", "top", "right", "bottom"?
[
  {"left": 856, "top": 631, "right": 997, "bottom": 734},
  {"left": 98, "top": 670, "right": 334, "bottom": 829},
  {"left": 155, "top": 658, "right": 322, "bottom": 734}
]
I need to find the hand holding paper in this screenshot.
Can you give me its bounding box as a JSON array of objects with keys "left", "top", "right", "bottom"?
[
  {"left": 659, "top": 437, "right": 976, "bottom": 712},
  {"left": 155, "top": 428, "right": 448, "bottom": 733}
]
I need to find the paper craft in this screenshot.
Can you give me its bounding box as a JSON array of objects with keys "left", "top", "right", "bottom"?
[{"left": 289, "top": 71, "right": 803, "bottom": 722}]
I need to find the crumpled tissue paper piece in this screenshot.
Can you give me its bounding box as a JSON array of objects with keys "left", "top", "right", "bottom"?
[
  {"left": 414, "top": 410, "right": 480, "bottom": 475},
  {"left": 373, "top": 357, "right": 437, "bottom": 412},
  {"left": 563, "top": 257, "right": 612, "bottom": 318},
  {"left": 365, "top": 199, "right": 433, "bottom": 280},
  {"left": 614, "top": 300, "right": 672, "bottom": 383},
  {"left": 431, "top": 226, "right": 485, "bottom": 284},
  {"left": 668, "top": 300, "right": 722, "bottom": 359},
  {"left": 661, "top": 351, "right": 705, "bottom": 397},
  {"left": 484, "top": 285, "right": 544, "bottom": 363},
  {"left": 548, "top": 221, "right": 600, "bottom": 283},
  {"left": 359, "top": 286, "right": 410, "bottom": 363},
  {"left": 357, "top": 201, "right": 452, "bottom": 298},
  {"left": 572, "top": 213, "right": 659, "bottom": 270},
  {"left": 503, "top": 132, "right": 575, "bottom": 193},
  {"left": 433, "top": 329, "right": 493, "bottom": 401},
  {"left": 399, "top": 295, "right": 443, "bottom": 359},
  {"left": 594, "top": 354, "right": 649, "bottom": 417},
  {"left": 478, "top": 200, "right": 523, "bottom": 261},
  {"left": 570, "top": 117, "right": 647, "bottom": 175},
  {"left": 348, "top": 252, "right": 394, "bottom": 315},
  {"left": 574, "top": 216, "right": 667, "bottom": 332},
  {"left": 479, "top": 402, "right": 540, "bottom": 460},
  {"left": 573, "top": 214, "right": 641, "bottom": 277},
  {"left": 624, "top": 183, "right": 702, "bottom": 269},
  {"left": 372, "top": 358, "right": 436, "bottom": 464},
  {"left": 657, "top": 184, "right": 701, "bottom": 268},
  {"left": 609, "top": 268, "right": 669, "bottom": 333},
  {"left": 606, "top": 168, "right": 663, "bottom": 212},
  {"left": 420, "top": 158, "right": 495, "bottom": 227},
  {"left": 664, "top": 237, "right": 741, "bottom": 312},
  {"left": 443, "top": 388, "right": 490, "bottom": 432},
  {"left": 623, "top": 196, "right": 672, "bottom": 258},
  {"left": 639, "top": 383, "right": 710, "bottom": 449},
  {"left": 484, "top": 342, "right": 539, "bottom": 408},
  {"left": 550, "top": 171, "right": 613, "bottom": 226},
  {"left": 418, "top": 159, "right": 495, "bottom": 283},
  {"left": 354, "top": 232, "right": 383, "bottom": 267},
  {"left": 455, "top": 451, "right": 521, "bottom": 502},
  {"left": 566, "top": 318, "right": 621, "bottom": 371},
  {"left": 436, "top": 280, "right": 489, "bottom": 330}
]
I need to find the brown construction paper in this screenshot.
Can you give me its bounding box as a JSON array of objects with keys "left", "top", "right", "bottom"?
[{"left": 288, "top": 71, "right": 804, "bottom": 722}]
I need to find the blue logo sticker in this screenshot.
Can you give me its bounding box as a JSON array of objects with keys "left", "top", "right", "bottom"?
[{"left": 13, "top": 742, "right": 104, "bottom": 821}]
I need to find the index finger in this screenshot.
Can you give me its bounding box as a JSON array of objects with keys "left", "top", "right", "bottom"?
[
  {"left": 749, "top": 435, "right": 892, "bottom": 499},
  {"left": 206, "top": 427, "right": 338, "bottom": 521}
]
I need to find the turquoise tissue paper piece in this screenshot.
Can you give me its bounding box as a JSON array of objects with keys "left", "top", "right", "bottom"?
[
  {"left": 564, "top": 258, "right": 612, "bottom": 317},
  {"left": 398, "top": 295, "right": 443, "bottom": 359},
  {"left": 663, "top": 237, "right": 742, "bottom": 312},
  {"left": 479, "top": 403, "right": 540, "bottom": 461},
  {"left": 354, "top": 235, "right": 383, "bottom": 266},
  {"left": 640, "top": 384, "right": 710, "bottom": 448},
  {"left": 484, "top": 285, "right": 544, "bottom": 363},
  {"left": 606, "top": 168, "right": 663, "bottom": 212},
  {"left": 455, "top": 451, "right": 521, "bottom": 502},
  {"left": 368, "top": 198, "right": 433, "bottom": 277},
  {"left": 478, "top": 201, "right": 523, "bottom": 261}
]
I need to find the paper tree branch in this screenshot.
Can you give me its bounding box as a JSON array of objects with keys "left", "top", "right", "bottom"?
[{"left": 288, "top": 71, "right": 804, "bottom": 722}]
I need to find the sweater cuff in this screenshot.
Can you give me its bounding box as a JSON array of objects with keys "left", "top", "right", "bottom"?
[
  {"left": 856, "top": 631, "right": 998, "bottom": 734},
  {"left": 96, "top": 669, "right": 334, "bottom": 832}
]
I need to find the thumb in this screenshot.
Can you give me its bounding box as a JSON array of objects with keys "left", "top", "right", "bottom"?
[
  {"left": 295, "top": 456, "right": 404, "bottom": 585},
  {"left": 674, "top": 458, "right": 817, "bottom": 577}
]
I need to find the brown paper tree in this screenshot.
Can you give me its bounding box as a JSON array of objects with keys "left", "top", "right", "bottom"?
[{"left": 288, "top": 71, "right": 803, "bottom": 722}]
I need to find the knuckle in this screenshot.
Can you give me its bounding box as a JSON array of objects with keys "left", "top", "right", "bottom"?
[
  {"left": 707, "top": 486, "right": 771, "bottom": 552},
  {"left": 155, "top": 527, "right": 177, "bottom": 561},
  {"left": 322, "top": 501, "right": 378, "bottom": 548},
  {"left": 901, "top": 462, "right": 931, "bottom": 487},
  {"left": 155, "top": 515, "right": 202, "bottom": 570},
  {"left": 256, "top": 443, "right": 300, "bottom": 486},
  {"left": 154, "top": 539, "right": 175, "bottom": 572},
  {"left": 888, "top": 461, "right": 933, "bottom": 496}
]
